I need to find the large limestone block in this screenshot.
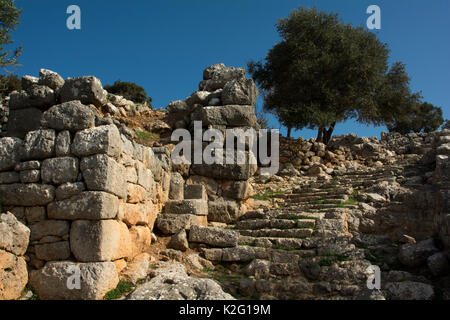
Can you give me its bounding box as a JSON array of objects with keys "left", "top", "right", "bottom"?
[
  {"left": 118, "top": 202, "right": 153, "bottom": 226},
  {"left": 70, "top": 220, "right": 131, "bottom": 262},
  {"left": 199, "top": 63, "right": 245, "bottom": 91},
  {"left": 165, "top": 199, "right": 208, "bottom": 216},
  {"left": 9, "top": 86, "right": 56, "bottom": 110},
  {"left": 41, "top": 100, "right": 95, "bottom": 132},
  {"left": 136, "top": 161, "right": 155, "bottom": 191},
  {"left": 29, "top": 261, "right": 119, "bottom": 300},
  {"left": 23, "top": 129, "right": 55, "bottom": 160},
  {"left": 189, "top": 225, "right": 238, "bottom": 248},
  {"left": 60, "top": 76, "right": 107, "bottom": 107},
  {"left": 208, "top": 199, "right": 241, "bottom": 224},
  {"left": 184, "top": 184, "right": 207, "bottom": 201},
  {"left": 35, "top": 241, "right": 71, "bottom": 261},
  {"left": 222, "top": 78, "right": 258, "bottom": 106},
  {"left": 191, "top": 105, "right": 258, "bottom": 127},
  {"left": 0, "top": 137, "right": 23, "bottom": 171},
  {"left": 129, "top": 226, "right": 152, "bottom": 258},
  {"left": 191, "top": 151, "right": 257, "bottom": 180},
  {"left": 222, "top": 180, "right": 251, "bottom": 200},
  {"left": 0, "top": 249, "right": 28, "bottom": 300},
  {"left": 47, "top": 191, "right": 119, "bottom": 220},
  {"left": 29, "top": 220, "right": 70, "bottom": 242},
  {"left": 156, "top": 214, "right": 202, "bottom": 235},
  {"left": 0, "top": 183, "right": 55, "bottom": 206},
  {"left": 126, "top": 183, "right": 149, "bottom": 204},
  {"left": 0, "top": 212, "right": 30, "bottom": 256},
  {"left": 72, "top": 125, "right": 122, "bottom": 159},
  {"left": 38, "top": 69, "right": 64, "bottom": 91},
  {"left": 5, "top": 108, "right": 42, "bottom": 139},
  {"left": 41, "top": 157, "right": 79, "bottom": 185},
  {"left": 80, "top": 154, "right": 127, "bottom": 199},
  {"left": 119, "top": 253, "right": 150, "bottom": 284},
  {"left": 169, "top": 172, "right": 184, "bottom": 200}
]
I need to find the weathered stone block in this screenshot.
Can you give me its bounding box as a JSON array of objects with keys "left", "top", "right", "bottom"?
[
  {"left": 55, "top": 131, "right": 71, "bottom": 156},
  {"left": 29, "top": 261, "right": 119, "bottom": 300},
  {"left": 0, "top": 137, "right": 23, "bottom": 171},
  {"left": 55, "top": 182, "right": 86, "bottom": 200},
  {"left": 80, "top": 154, "right": 127, "bottom": 199},
  {"left": 0, "top": 184, "right": 55, "bottom": 206},
  {"left": 72, "top": 125, "right": 122, "bottom": 159},
  {"left": 156, "top": 214, "right": 201, "bottom": 235},
  {"left": 169, "top": 172, "right": 184, "bottom": 200},
  {"left": 189, "top": 225, "right": 238, "bottom": 248},
  {"left": 222, "top": 180, "right": 251, "bottom": 200},
  {"left": 60, "top": 76, "right": 107, "bottom": 107},
  {"left": 222, "top": 78, "right": 258, "bottom": 106},
  {"left": 70, "top": 220, "right": 131, "bottom": 262},
  {"left": 35, "top": 241, "right": 71, "bottom": 261},
  {"left": 14, "top": 161, "right": 40, "bottom": 171},
  {"left": 5, "top": 108, "right": 42, "bottom": 139},
  {"left": 0, "top": 212, "right": 30, "bottom": 256},
  {"left": 41, "top": 157, "right": 79, "bottom": 185},
  {"left": 165, "top": 199, "right": 208, "bottom": 216},
  {"left": 136, "top": 161, "right": 155, "bottom": 191},
  {"left": 208, "top": 199, "right": 241, "bottom": 223},
  {"left": 38, "top": 69, "right": 64, "bottom": 91},
  {"left": 191, "top": 105, "right": 258, "bottom": 127},
  {"left": 29, "top": 220, "right": 69, "bottom": 242},
  {"left": 19, "top": 169, "right": 40, "bottom": 183},
  {"left": 0, "top": 249, "right": 28, "bottom": 300},
  {"left": 0, "top": 171, "right": 20, "bottom": 184},
  {"left": 25, "top": 207, "right": 46, "bottom": 224},
  {"left": 41, "top": 101, "right": 95, "bottom": 132},
  {"left": 184, "top": 184, "right": 207, "bottom": 201},
  {"left": 47, "top": 191, "right": 119, "bottom": 220},
  {"left": 23, "top": 129, "right": 55, "bottom": 160},
  {"left": 118, "top": 202, "right": 153, "bottom": 226},
  {"left": 129, "top": 226, "right": 152, "bottom": 258}
]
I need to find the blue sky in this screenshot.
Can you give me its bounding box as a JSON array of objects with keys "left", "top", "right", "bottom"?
[{"left": 9, "top": 0, "right": 450, "bottom": 139}]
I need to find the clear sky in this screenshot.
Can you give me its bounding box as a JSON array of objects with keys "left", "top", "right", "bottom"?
[{"left": 9, "top": 0, "right": 450, "bottom": 139}]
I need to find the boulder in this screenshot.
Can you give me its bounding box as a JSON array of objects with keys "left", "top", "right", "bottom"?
[
  {"left": 0, "top": 137, "right": 23, "bottom": 171},
  {"left": 398, "top": 239, "right": 439, "bottom": 267},
  {"left": 169, "top": 172, "right": 184, "bottom": 200},
  {"left": 0, "top": 212, "right": 30, "bottom": 256},
  {"left": 9, "top": 86, "right": 56, "bottom": 110},
  {"left": 41, "top": 100, "right": 95, "bottom": 132},
  {"left": 385, "top": 281, "right": 434, "bottom": 300},
  {"left": 29, "top": 261, "right": 119, "bottom": 300},
  {"left": 156, "top": 214, "right": 203, "bottom": 235},
  {"left": 47, "top": 191, "right": 119, "bottom": 220},
  {"left": 165, "top": 199, "right": 208, "bottom": 216},
  {"left": 38, "top": 69, "right": 65, "bottom": 91},
  {"left": 0, "top": 249, "right": 28, "bottom": 300},
  {"left": 127, "top": 261, "right": 234, "bottom": 300},
  {"left": 167, "top": 230, "right": 189, "bottom": 252},
  {"left": 191, "top": 105, "right": 258, "bottom": 127},
  {"left": 41, "top": 157, "right": 79, "bottom": 185},
  {"left": 166, "top": 100, "right": 189, "bottom": 113},
  {"left": 80, "top": 154, "right": 127, "bottom": 199},
  {"left": 222, "top": 78, "right": 258, "bottom": 106},
  {"left": 21, "top": 75, "right": 38, "bottom": 91},
  {"left": 29, "top": 220, "right": 69, "bottom": 242},
  {"left": 70, "top": 220, "right": 131, "bottom": 262},
  {"left": 23, "top": 129, "right": 55, "bottom": 160},
  {"left": 427, "top": 252, "right": 449, "bottom": 276},
  {"left": 208, "top": 199, "right": 241, "bottom": 223},
  {"left": 60, "top": 76, "right": 107, "bottom": 107},
  {"left": 72, "top": 125, "right": 122, "bottom": 159},
  {"left": 119, "top": 253, "right": 150, "bottom": 284},
  {"left": 189, "top": 225, "right": 238, "bottom": 247},
  {"left": 0, "top": 183, "right": 55, "bottom": 206}
]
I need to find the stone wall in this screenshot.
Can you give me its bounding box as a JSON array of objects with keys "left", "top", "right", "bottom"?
[{"left": 0, "top": 70, "right": 171, "bottom": 299}]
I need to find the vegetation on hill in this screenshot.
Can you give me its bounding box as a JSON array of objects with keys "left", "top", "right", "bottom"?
[{"left": 104, "top": 80, "right": 153, "bottom": 107}]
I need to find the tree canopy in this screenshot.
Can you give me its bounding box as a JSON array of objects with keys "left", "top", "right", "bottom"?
[
  {"left": 0, "top": 0, "right": 22, "bottom": 71},
  {"left": 104, "top": 80, "right": 153, "bottom": 107},
  {"left": 248, "top": 7, "right": 443, "bottom": 143}
]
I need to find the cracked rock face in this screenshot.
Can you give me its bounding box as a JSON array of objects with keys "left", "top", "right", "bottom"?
[{"left": 127, "top": 261, "right": 234, "bottom": 300}]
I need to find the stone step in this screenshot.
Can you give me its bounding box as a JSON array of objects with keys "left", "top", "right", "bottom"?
[
  {"left": 236, "top": 218, "right": 316, "bottom": 230},
  {"left": 239, "top": 228, "right": 314, "bottom": 239},
  {"left": 286, "top": 197, "right": 348, "bottom": 205}
]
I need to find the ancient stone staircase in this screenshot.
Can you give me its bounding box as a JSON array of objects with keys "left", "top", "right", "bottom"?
[{"left": 197, "top": 159, "right": 434, "bottom": 299}]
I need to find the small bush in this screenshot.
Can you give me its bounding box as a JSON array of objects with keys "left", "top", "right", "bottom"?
[{"left": 104, "top": 281, "right": 135, "bottom": 300}]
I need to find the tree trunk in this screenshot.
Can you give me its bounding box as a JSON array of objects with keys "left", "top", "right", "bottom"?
[
  {"left": 316, "top": 127, "right": 324, "bottom": 142},
  {"left": 323, "top": 122, "right": 336, "bottom": 145},
  {"left": 287, "top": 126, "right": 292, "bottom": 138}
]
